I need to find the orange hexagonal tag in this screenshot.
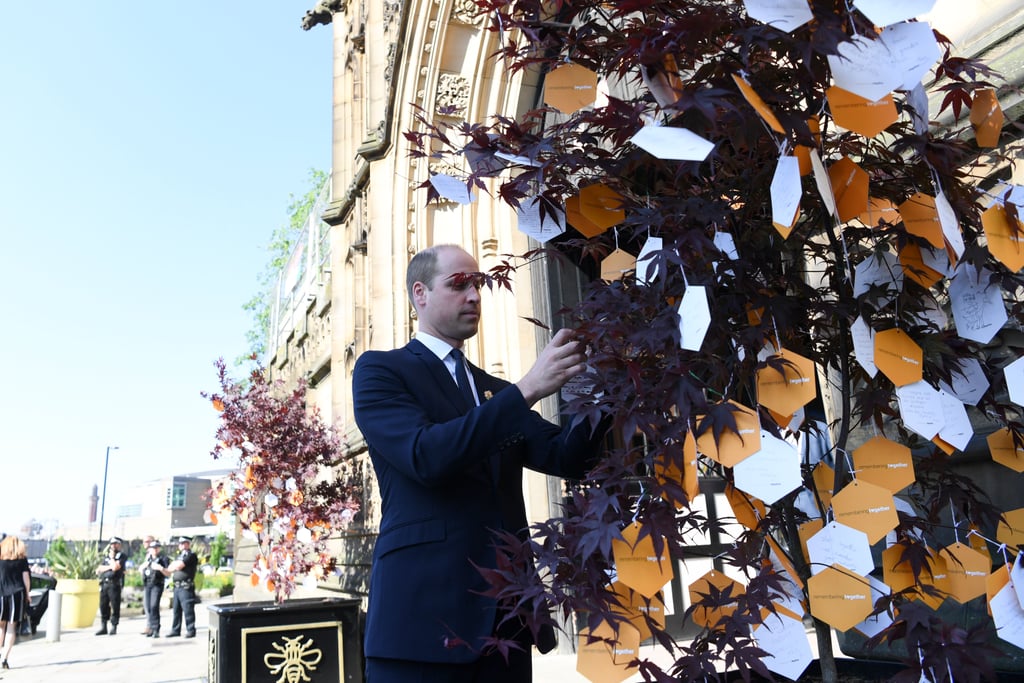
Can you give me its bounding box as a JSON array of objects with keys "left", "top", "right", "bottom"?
[
  {"left": 832, "top": 479, "right": 898, "bottom": 544},
  {"left": 609, "top": 581, "right": 666, "bottom": 641},
  {"left": 852, "top": 436, "right": 915, "bottom": 493},
  {"left": 612, "top": 523, "right": 674, "bottom": 598},
  {"left": 859, "top": 196, "right": 901, "bottom": 229},
  {"left": 757, "top": 348, "right": 818, "bottom": 417},
  {"left": 873, "top": 328, "right": 923, "bottom": 387},
  {"left": 970, "top": 88, "right": 1003, "bottom": 148},
  {"left": 998, "top": 507, "right": 1024, "bottom": 547},
  {"left": 988, "top": 428, "right": 1024, "bottom": 472},
  {"left": 939, "top": 542, "right": 989, "bottom": 604},
  {"left": 579, "top": 183, "right": 625, "bottom": 234},
  {"left": 733, "top": 73, "right": 785, "bottom": 134},
  {"left": 812, "top": 461, "right": 835, "bottom": 512},
  {"left": 576, "top": 620, "right": 640, "bottom": 683},
  {"left": 545, "top": 62, "right": 599, "bottom": 114},
  {"left": 600, "top": 248, "right": 637, "bottom": 282},
  {"left": 899, "top": 242, "right": 944, "bottom": 289},
  {"left": 807, "top": 565, "right": 873, "bottom": 631},
  {"left": 725, "top": 483, "right": 767, "bottom": 530},
  {"left": 696, "top": 401, "right": 762, "bottom": 467},
  {"left": 828, "top": 156, "right": 869, "bottom": 223},
  {"left": 899, "top": 193, "right": 945, "bottom": 249},
  {"left": 565, "top": 194, "right": 607, "bottom": 238},
  {"left": 689, "top": 570, "right": 744, "bottom": 629},
  {"left": 981, "top": 204, "right": 1024, "bottom": 273},
  {"left": 653, "top": 433, "right": 700, "bottom": 508},
  {"left": 828, "top": 86, "right": 898, "bottom": 138}
]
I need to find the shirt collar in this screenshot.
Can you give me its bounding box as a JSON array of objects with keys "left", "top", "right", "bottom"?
[{"left": 415, "top": 331, "right": 459, "bottom": 362}]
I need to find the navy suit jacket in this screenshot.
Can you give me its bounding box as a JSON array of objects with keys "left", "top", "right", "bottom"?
[{"left": 352, "top": 339, "right": 602, "bottom": 663}]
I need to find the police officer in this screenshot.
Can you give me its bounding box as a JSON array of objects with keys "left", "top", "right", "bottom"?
[
  {"left": 162, "top": 537, "right": 198, "bottom": 638},
  {"left": 94, "top": 537, "right": 127, "bottom": 635},
  {"left": 140, "top": 540, "right": 169, "bottom": 637}
]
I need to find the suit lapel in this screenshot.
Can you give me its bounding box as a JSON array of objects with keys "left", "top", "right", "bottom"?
[{"left": 405, "top": 339, "right": 463, "bottom": 415}]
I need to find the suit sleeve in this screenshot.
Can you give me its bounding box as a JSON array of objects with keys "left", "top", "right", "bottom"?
[{"left": 353, "top": 350, "right": 602, "bottom": 487}]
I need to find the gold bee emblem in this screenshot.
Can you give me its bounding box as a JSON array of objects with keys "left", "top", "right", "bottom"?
[{"left": 263, "top": 634, "right": 323, "bottom": 683}]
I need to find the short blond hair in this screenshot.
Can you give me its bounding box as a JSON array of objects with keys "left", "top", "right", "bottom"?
[{"left": 0, "top": 535, "right": 26, "bottom": 560}]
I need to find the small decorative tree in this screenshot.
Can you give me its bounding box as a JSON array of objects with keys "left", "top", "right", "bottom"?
[
  {"left": 204, "top": 358, "right": 361, "bottom": 603},
  {"left": 410, "top": 1, "right": 1024, "bottom": 681}
]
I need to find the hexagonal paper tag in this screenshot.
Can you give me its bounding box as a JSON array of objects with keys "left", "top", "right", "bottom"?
[
  {"left": 806, "top": 521, "right": 874, "bottom": 577},
  {"left": 939, "top": 542, "right": 989, "bottom": 603},
  {"left": 1005, "top": 356, "right": 1024, "bottom": 407},
  {"left": 743, "top": 0, "right": 813, "bottom": 33},
  {"left": 696, "top": 401, "right": 762, "bottom": 467},
  {"left": 981, "top": 204, "right": 1024, "bottom": 273},
  {"left": 636, "top": 235, "right": 663, "bottom": 286},
  {"left": 970, "top": 88, "right": 1004, "bottom": 148},
  {"left": 937, "top": 388, "right": 973, "bottom": 452},
  {"left": 689, "top": 570, "right": 744, "bottom": 629},
  {"left": 579, "top": 184, "right": 625, "bottom": 234},
  {"left": 653, "top": 433, "right": 700, "bottom": 508},
  {"left": 832, "top": 479, "right": 898, "bottom": 544},
  {"left": 988, "top": 428, "right": 1024, "bottom": 473},
  {"left": 997, "top": 508, "right": 1024, "bottom": 547},
  {"left": 874, "top": 328, "right": 923, "bottom": 387},
  {"left": 939, "top": 357, "right": 987, "bottom": 406},
  {"left": 516, "top": 196, "right": 566, "bottom": 244},
  {"left": 852, "top": 435, "right": 915, "bottom": 493},
  {"left": 949, "top": 265, "right": 1006, "bottom": 345},
  {"left": 609, "top": 581, "right": 667, "bottom": 641},
  {"left": 576, "top": 620, "right": 640, "bottom": 683},
  {"left": 854, "top": 249, "right": 903, "bottom": 303},
  {"left": 753, "top": 610, "right": 814, "bottom": 681},
  {"left": 989, "top": 572, "right": 1024, "bottom": 651},
  {"left": 850, "top": 316, "right": 878, "bottom": 378},
  {"left": 853, "top": 0, "right": 936, "bottom": 28},
  {"left": 630, "top": 125, "right": 714, "bottom": 162},
  {"left": 807, "top": 565, "right": 873, "bottom": 631},
  {"left": 895, "top": 381, "right": 944, "bottom": 440},
  {"left": 828, "top": 156, "right": 869, "bottom": 223},
  {"left": 677, "top": 285, "right": 711, "bottom": 352},
  {"left": 600, "top": 248, "right": 636, "bottom": 282},
  {"left": 733, "top": 431, "right": 802, "bottom": 504},
  {"left": 724, "top": 483, "right": 767, "bottom": 530},
  {"left": 756, "top": 348, "right": 817, "bottom": 417},
  {"left": 828, "top": 86, "right": 898, "bottom": 139},
  {"left": 612, "top": 523, "right": 674, "bottom": 598},
  {"left": 545, "top": 62, "right": 599, "bottom": 114},
  {"left": 899, "top": 193, "right": 945, "bottom": 249}
]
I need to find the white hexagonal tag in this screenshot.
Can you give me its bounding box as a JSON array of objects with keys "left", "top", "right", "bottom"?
[
  {"left": 744, "top": 0, "right": 813, "bottom": 33},
  {"left": 515, "top": 197, "right": 566, "bottom": 244},
  {"left": 733, "top": 431, "right": 801, "bottom": 504},
  {"left": 896, "top": 381, "right": 944, "bottom": 440},
  {"left": 949, "top": 265, "right": 1006, "bottom": 345},
  {"left": 677, "top": 285, "right": 711, "bottom": 352},
  {"left": 850, "top": 316, "right": 878, "bottom": 378},
  {"left": 938, "top": 389, "right": 973, "bottom": 452},
  {"left": 806, "top": 521, "right": 874, "bottom": 577},
  {"left": 939, "top": 357, "right": 988, "bottom": 407},
  {"left": 1005, "top": 356, "right": 1024, "bottom": 408}
]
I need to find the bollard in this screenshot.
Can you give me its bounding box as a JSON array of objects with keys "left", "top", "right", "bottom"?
[{"left": 45, "top": 589, "right": 61, "bottom": 642}]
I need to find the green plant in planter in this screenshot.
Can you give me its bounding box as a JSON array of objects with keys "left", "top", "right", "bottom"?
[{"left": 45, "top": 537, "right": 102, "bottom": 579}]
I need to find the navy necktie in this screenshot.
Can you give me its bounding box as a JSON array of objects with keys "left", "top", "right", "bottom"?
[{"left": 449, "top": 348, "right": 476, "bottom": 410}]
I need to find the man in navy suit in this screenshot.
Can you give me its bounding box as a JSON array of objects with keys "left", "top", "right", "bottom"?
[{"left": 353, "top": 244, "right": 605, "bottom": 682}]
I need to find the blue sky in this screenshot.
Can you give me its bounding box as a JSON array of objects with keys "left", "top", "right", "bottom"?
[{"left": 0, "top": 2, "right": 333, "bottom": 536}]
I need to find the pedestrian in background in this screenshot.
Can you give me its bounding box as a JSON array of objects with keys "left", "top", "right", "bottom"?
[
  {"left": 162, "top": 537, "right": 198, "bottom": 638},
  {"left": 94, "top": 537, "right": 127, "bottom": 635},
  {"left": 140, "top": 540, "right": 169, "bottom": 637},
  {"left": 0, "top": 535, "right": 31, "bottom": 669}
]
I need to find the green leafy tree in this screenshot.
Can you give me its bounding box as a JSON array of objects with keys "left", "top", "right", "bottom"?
[{"left": 241, "top": 168, "right": 329, "bottom": 363}]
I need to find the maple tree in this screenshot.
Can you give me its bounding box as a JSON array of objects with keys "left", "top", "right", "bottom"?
[
  {"left": 409, "top": 0, "right": 1024, "bottom": 681},
  {"left": 203, "top": 358, "right": 361, "bottom": 603}
]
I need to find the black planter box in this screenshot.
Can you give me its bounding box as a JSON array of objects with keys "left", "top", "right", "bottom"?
[{"left": 207, "top": 597, "right": 363, "bottom": 683}]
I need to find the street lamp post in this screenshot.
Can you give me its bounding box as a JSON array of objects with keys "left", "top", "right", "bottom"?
[{"left": 97, "top": 445, "right": 119, "bottom": 545}]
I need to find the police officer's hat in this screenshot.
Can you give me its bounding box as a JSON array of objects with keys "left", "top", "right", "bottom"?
[
  {"left": 177, "top": 536, "right": 192, "bottom": 543},
  {"left": 108, "top": 537, "right": 123, "bottom": 545},
  {"left": 148, "top": 540, "right": 162, "bottom": 548}
]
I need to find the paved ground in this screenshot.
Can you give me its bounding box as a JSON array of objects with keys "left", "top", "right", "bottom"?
[{"left": 3, "top": 595, "right": 670, "bottom": 683}]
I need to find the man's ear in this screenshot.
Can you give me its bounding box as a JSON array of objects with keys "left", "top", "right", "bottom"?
[{"left": 412, "top": 280, "right": 429, "bottom": 308}]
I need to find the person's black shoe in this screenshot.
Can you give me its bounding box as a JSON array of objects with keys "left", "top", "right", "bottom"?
[
  {"left": 2, "top": 659, "right": 9, "bottom": 669},
  {"left": 165, "top": 632, "right": 180, "bottom": 638},
  {"left": 109, "top": 624, "right": 117, "bottom": 635},
  {"left": 185, "top": 632, "right": 197, "bottom": 638},
  {"left": 95, "top": 626, "right": 108, "bottom": 636}
]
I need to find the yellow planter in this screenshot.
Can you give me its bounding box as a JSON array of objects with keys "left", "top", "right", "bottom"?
[{"left": 57, "top": 578, "right": 101, "bottom": 629}]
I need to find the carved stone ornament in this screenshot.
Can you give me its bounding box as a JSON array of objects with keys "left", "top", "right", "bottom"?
[
  {"left": 451, "top": 0, "right": 484, "bottom": 25},
  {"left": 436, "top": 73, "right": 470, "bottom": 117}
]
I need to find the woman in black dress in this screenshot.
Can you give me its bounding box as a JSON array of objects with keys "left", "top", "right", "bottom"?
[{"left": 0, "top": 535, "right": 31, "bottom": 670}]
